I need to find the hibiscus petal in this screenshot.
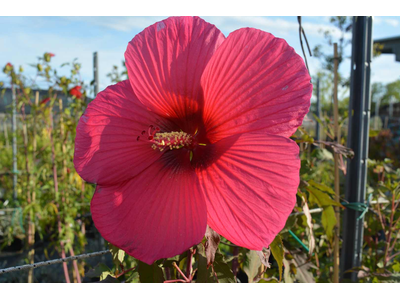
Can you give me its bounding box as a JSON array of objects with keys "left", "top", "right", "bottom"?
[
  {"left": 91, "top": 151, "right": 207, "bottom": 264},
  {"left": 125, "top": 16, "right": 225, "bottom": 122},
  {"left": 201, "top": 28, "right": 312, "bottom": 143},
  {"left": 74, "top": 80, "right": 162, "bottom": 186},
  {"left": 197, "top": 133, "right": 300, "bottom": 249}
]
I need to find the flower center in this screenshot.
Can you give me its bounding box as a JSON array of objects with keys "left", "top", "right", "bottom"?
[
  {"left": 137, "top": 125, "right": 196, "bottom": 152},
  {"left": 151, "top": 131, "right": 193, "bottom": 151}
]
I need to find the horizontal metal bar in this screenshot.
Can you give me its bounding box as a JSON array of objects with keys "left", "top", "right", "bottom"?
[{"left": 0, "top": 250, "right": 110, "bottom": 275}]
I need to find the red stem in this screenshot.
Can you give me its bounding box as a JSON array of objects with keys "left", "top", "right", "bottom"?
[{"left": 172, "top": 262, "right": 189, "bottom": 282}]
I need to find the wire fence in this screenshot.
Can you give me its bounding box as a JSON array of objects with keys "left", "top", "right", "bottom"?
[
  {"left": 0, "top": 207, "right": 326, "bottom": 276},
  {"left": 0, "top": 250, "right": 111, "bottom": 275},
  {"left": 0, "top": 190, "right": 395, "bottom": 277}
]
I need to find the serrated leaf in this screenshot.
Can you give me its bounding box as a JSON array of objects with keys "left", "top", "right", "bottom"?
[
  {"left": 321, "top": 206, "right": 336, "bottom": 242},
  {"left": 137, "top": 261, "right": 165, "bottom": 283},
  {"left": 243, "top": 250, "right": 262, "bottom": 283},
  {"left": 270, "top": 234, "right": 284, "bottom": 282}
]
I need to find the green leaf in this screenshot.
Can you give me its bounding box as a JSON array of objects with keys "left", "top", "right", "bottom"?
[
  {"left": 270, "top": 234, "right": 284, "bottom": 282},
  {"left": 125, "top": 269, "right": 140, "bottom": 283},
  {"left": 196, "top": 243, "right": 235, "bottom": 283},
  {"left": 321, "top": 206, "right": 336, "bottom": 242},
  {"left": 196, "top": 243, "right": 215, "bottom": 283},
  {"left": 392, "top": 261, "right": 400, "bottom": 273},
  {"left": 100, "top": 271, "right": 113, "bottom": 281},
  {"left": 109, "top": 243, "right": 125, "bottom": 268},
  {"left": 308, "top": 179, "right": 335, "bottom": 195},
  {"left": 281, "top": 215, "right": 297, "bottom": 233},
  {"left": 243, "top": 250, "right": 262, "bottom": 283},
  {"left": 100, "top": 274, "right": 120, "bottom": 283},
  {"left": 307, "top": 186, "right": 342, "bottom": 208},
  {"left": 212, "top": 251, "right": 235, "bottom": 283},
  {"left": 257, "top": 278, "right": 279, "bottom": 283},
  {"left": 85, "top": 263, "right": 111, "bottom": 278},
  {"left": 137, "top": 261, "right": 165, "bottom": 283},
  {"left": 312, "top": 148, "right": 334, "bottom": 161}
]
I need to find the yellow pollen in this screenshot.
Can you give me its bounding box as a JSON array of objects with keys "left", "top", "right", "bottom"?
[{"left": 151, "top": 131, "right": 192, "bottom": 152}]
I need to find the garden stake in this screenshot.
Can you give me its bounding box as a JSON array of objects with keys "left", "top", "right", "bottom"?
[
  {"left": 59, "top": 99, "right": 81, "bottom": 283},
  {"left": 49, "top": 106, "right": 71, "bottom": 283},
  {"left": 333, "top": 43, "right": 340, "bottom": 283},
  {"left": 11, "top": 84, "right": 17, "bottom": 202},
  {"left": 21, "top": 93, "right": 34, "bottom": 283},
  {"left": 26, "top": 92, "right": 39, "bottom": 283},
  {"left": 341, "top": 16, "right": 373, "bottom": 282},
  {"left": 3, "top": 119, "right": 9, "bottom": 148}
]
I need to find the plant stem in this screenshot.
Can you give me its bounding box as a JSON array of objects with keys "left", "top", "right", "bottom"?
[
  {"left": 383, "top": 193, "right": 396, "bottom": 266},
  {"left": 333, "top": 43, "right": 340, "bottom": 283},
  {"left": 186, "top": 249, "right": 194, "bottom": 279},
  {"left": 172, "top": 262, "right": 189, "bottom": 282},
  {"left": 50, "top": 107, "right": 70, "bottom": 283},
  {"left": 232, "top": 246, "right": 239, "bottom": 278}
]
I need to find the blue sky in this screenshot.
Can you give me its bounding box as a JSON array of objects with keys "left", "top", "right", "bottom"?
[{"left": 1, "top": 16, "right": 399, "bottom": 98}]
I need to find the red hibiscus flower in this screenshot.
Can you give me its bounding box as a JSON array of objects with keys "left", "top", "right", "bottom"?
[
  {"left": 49, "top": 53, "right": 55, "bottom": 57},
  {"left": 40, "top": 97, "right": 50, "bottom": 105},
  {"left": 74, "top": 17, "right": 312, "bottom": 264},
  {"left": 69, "top": 85, "right": 82, "bottom": 99}
]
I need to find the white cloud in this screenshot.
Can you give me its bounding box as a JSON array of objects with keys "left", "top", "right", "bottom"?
[
  {"left": 202, "top": 16, "right": 350, "bottom": 40},
  {"left": 385, "top": 18, "right": 399, "bottom": 27},
  {"left": 63, "top": 16, "right": 166, "bottom": 33},
  {"left": 374, "top": 17, "right": 399, "bottom": 27},
  {"left": 371, "top": 54, "right": 400, "bottom": 83}
]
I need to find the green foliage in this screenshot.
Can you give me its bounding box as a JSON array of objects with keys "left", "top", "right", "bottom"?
[
  {"left": 137, "top": 261, "right": 165, "bottom": 283},
  {"left": 106, "top": 61, "right": 128, "bottom": 84},
  {"left": 109, "top": 244, "right": 125, "bottom": 272},
  {"left": 0, "top": 54, "right": 94, "bottom": 282},
  {"left": 243, "top": 250, "right": 262, "bottom": 283},
  {"left": 270, "top": 235, "right": 284, "bottom": 281}
]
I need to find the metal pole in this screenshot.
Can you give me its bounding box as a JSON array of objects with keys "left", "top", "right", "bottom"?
[
  {"left": 375, "top": 97, "right": 380, "bottom": 129},
  {"left": 93, "top": 52, "right": 99, "bottom": 97},
  {"left": 341, "top": 16, "right": 373, "bottom": 282},
  {"left": 333, "top": 43, "right": 340, "bottom": 283},
  {"left": 11, "top": 85, "right": 17, "bottom": 202},
  {"left": 316, "top": 78, "right": 321, "bottom": 140}
]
